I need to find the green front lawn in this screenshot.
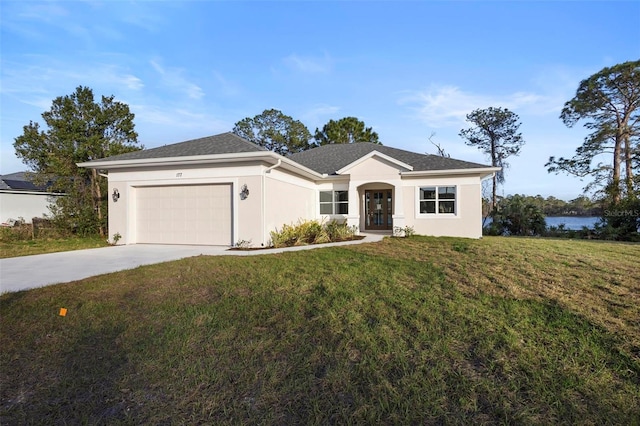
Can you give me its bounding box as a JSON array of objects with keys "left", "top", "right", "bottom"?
[
  {"left": 1, "top": 236, "right": 638, "bottom": 424},
  {"left": 0, "top": 235, "right": 109, "bottom": 258}
]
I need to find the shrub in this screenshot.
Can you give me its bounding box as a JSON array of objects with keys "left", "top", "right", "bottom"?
[
  {"left": 325, "top": 220, "right": 356, "bottom": 241},
  {"left": 270, "top": 219, "right": 356, "bottom": 248},
  {"left": 0, "top": 218, "right": 74, "bottom": 243},
  {"left": 393, "top": 226, "right": 416, "bottom": 237},
  {"left": 0, "top": 224, "right": 31, "bottom": 242},
  {"left": 490, "top": 195, "right": 546, "bottom": 236},
  {"left": 600, "top": 196, "right": 640, "bottom": 241},
  {"left": 234, "top": 239, "right": 252, "bottom": 249}
]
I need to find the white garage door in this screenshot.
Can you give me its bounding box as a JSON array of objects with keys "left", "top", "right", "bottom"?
[{"left": 136, "top": 184, "right": 232, "bottom": 245}]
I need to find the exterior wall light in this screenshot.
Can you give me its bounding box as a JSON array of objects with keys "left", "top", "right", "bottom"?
[
  {"left": 240, "top": 184, "right": 250, "bottom": 200},
  {"left": 112, "top": 188, "right": 120, "bottom": 202}
]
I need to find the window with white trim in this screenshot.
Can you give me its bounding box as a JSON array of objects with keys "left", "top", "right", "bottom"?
[
  {"left": 419, "top": 186, "right": 456, "bottom": 215},
  {"left": 319, "top": 190, "right": 349, "bottom": 214}
]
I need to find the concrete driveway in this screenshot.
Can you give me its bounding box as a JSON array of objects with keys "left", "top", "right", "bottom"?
[{"left": 0, "top": 234, "right": 384, "bottom": 293}]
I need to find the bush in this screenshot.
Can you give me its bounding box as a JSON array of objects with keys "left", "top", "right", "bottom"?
[
  {"left": 482, "top": 221, "right": 504, "bottom": 236},
  {"left": 393, "top": 226, "right": 416, "bottom": 237},
  {"left": 0, "top": 218, "right": 74, "bottom": 243},
  {"left": 544, "top": 224, "right": 597, "bottom": 240},
  {"left": 487, "top": 195, "right": 546, "bottom": 236},
  {"left": 0, "top": 223, "right": 31, "bottom": 242},
  {"left": 325, "top": 220, "right": 355, "bottom": 241},
  {"left": 270, "top": 219, "right": 356, "bottom": 248},
  {"left": 600, "top": 196, "right": 640, "bottom": 241}
]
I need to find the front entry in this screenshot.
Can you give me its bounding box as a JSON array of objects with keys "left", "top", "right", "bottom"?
[{"left": 365, "top": 190, "right": 393, "bottom": 230}]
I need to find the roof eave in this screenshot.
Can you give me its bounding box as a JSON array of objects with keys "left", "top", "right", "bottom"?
[
  {"left": 77, "top": 151, "right": 325, "bottom": 180},
  {"left": 401, "top": 167, "right": 501, "bottom": 178},
  {"left": 77, "top": 151, "right": 275, "bottom": 169},
  {"left": 0, "top": 189, "right": 65, "bottom": 196}
]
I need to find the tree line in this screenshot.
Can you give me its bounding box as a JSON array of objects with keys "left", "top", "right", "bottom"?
[
  {"left": 10, "top": 90, "right": 382, "bottom": 237},
  {"left": 10, "top": 60, "right": 639, "bottom": 240},
  {"left": 488, "top": 195, "right": 601, "bottom": 217},
  {"left": 460, "top": 60, "right": 639, "bottom": 240},
  {"left": 232, "top": 109, "right": 380, "bottom": 156}
]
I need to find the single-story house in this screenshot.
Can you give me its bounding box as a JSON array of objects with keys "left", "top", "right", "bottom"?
[
  {"left": 0, "top": 172, "right": 63, "bottom": 225},
  {"left": 78, "top": 132, "right": 499, "bottom": 246}
]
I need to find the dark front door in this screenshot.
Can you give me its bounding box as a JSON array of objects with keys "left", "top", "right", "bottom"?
[{"left": 365, "top": 190, "right": 393, "bottom": 230}]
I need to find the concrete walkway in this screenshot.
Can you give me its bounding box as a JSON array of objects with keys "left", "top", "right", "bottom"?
[{"left": 0, "top": 234, "right": 385, "bottom": 293}]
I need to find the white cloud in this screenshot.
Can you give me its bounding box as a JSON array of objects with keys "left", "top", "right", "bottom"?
[
  {"left": 150, "top": 60, "right": 204, "bottom": 100},
  {"left": 8, "top": 2, "right": 98, "bottom": 47},
  {"left": 301, "top": 104, "right": 341, "bottom": 127},
  {"left": 212, "top": 71, "right": 242, "bottom": 97},
  {"left": 0, "top": 58, "right": 145, "bottom": 106},
  {"left": 17, "top": 2, "right": 69, "bottom": 22},
  {"left": 283, "top": 52, "right": 333, "bottom": 74},
  {"left": 130, "top": 103, "right": 223, "bottom": 128},
  {"left": 398, "top": 84, "right": 564, "bottom": 128},
  {"left": 128, "top": 103, "right": 231, "bottom": 146},
  {"left": 119, "top": 74, "right": 144, "bottom": 91},
  {"left": 120, "top": 6, "right": 165, "bottom": 32}
]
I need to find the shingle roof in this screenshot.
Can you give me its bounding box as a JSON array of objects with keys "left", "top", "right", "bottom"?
[
  {"left": 86, "top": 132, "right": 267, "bottom": 163},
  {"left": 0, "top": 172, "right": 52, "bottom": 191},
  {"left": 288, "top": 143, "right": 490, "bottom": 174},
  {"left": 82, "top": 132, "right": 492, "bottom": 175}
]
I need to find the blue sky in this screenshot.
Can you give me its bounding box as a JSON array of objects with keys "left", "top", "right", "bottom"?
[{"left": 1, "top": 1, "right": 639, "bottom": 200}]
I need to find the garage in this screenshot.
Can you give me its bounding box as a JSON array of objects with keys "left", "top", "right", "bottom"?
[{"left": 135, "top": 184, "right": 232, "bottom": 245}]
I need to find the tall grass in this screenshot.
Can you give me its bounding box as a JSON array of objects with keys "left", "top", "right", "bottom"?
[{"left": 0, "top": 234, "right": 109, "bottom": 258}]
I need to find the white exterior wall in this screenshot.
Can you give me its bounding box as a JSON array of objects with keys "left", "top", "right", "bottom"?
[
  {"left": 0, "top": 191, "right": 62, "bottom": 223},
  {"left": 101, "top": 155, "right": 487, "bottom": 245},
  {"left": 338, "top": 156, "right": 408, "bottom": 232},
  {"left": 319, "top": 155, "right": 484, "bottom": 238},
  {"left": 264, "top": 167, "right": 316, "bottom": 244},
  {"left": 106, "top": 162, "right": 265, "bottom": 246},
  {"left": 402, "top": 175, "right": 483, "bottom": 238}
]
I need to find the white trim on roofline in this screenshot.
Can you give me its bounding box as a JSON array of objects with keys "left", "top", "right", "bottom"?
[
  {"left": 78, "top": 150, "right": 500, "bottom": 181},
  {"left": 400, "top": 167, "right": 500, "bottom": 179},
  {"left": 0, "top": 189, "right": 65, "bottom": 196},
  {"left": 77, "top": 151, "right": 325, "bottom": 180},
  {"left": 335, "top": 150, "right": 414, "bottom": 174},
  {"left": 78, "top": 151, "right": 277, "bottom": 168}
]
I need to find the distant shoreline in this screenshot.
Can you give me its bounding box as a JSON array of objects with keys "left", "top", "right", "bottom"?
[{"left": 545, "top": 215, "right": 600, "bottom": 218}]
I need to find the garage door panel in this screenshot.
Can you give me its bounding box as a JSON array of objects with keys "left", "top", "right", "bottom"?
[{"left": 136, "top": 184, "right": 232, "bottom": 245}]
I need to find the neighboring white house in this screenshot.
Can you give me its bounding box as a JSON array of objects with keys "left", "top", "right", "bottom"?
[
  {"left": 78, "top": 132, "right": 499, "bottom": 246},
  {"left": 0, "top": 172, "right": 63, "bottom": 225}
]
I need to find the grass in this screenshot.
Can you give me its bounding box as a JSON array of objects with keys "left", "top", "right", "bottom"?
[
  {"left": 1, "top": 236, "right": 639, "bottom": 424},
  {"left": 0, "top": 235, "right": 109, "bottom": 258}
]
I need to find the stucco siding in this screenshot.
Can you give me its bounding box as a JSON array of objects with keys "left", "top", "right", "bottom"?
[
  {"left": 264, "top": 168, "right": 316, "bottom": 244},
  {"left": 83, "top": 135, "right": 496, "bottom": 245},
  {"left": 101, "top": 157, "right": 488, "bottom": 244},
  {"left": 0, "top": 192, "right": 61, "bottom": 224},
  {"left": 236, "top": 175, "right": 263, "bottom": 246},
  {"left": 402, "top": 177, "right": 483, "bottom": 238},
  {"left": 106, "top": 163, "right": 266, "bottom": 246},
  {"left": 107, "top": 181, "right": 129, "bottom": 244},
  {"left": 343, "top": 156, "right": 406, "bottom": 180}
]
